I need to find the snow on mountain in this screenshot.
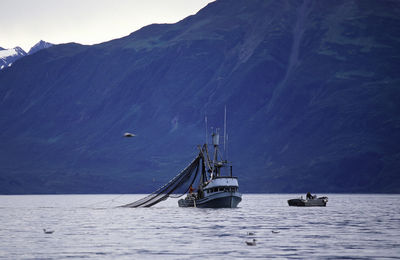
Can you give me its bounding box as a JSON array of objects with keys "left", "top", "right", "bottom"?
[
  {"left": 0, "top": 46, "right": 26, "bottom": 70},
  {"left": 0, "top": 40, "right": 53, "bottom": 70}
]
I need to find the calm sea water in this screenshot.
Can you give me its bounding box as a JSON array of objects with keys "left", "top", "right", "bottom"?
[{"left": 0, "top": 194, "right": 399, "bottom": 259}]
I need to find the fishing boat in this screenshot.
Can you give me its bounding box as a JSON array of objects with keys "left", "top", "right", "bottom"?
[
  {"left": 288, "top": 194, "right": 328, "bottom": 207},
  {"left": 178, "top": 131, "right": 242, "bottom": 208},
  {"left": 120, "top": 111, "right": 241, "bottom": 209}
]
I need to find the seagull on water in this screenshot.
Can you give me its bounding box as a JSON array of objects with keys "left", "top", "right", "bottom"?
[
  {"left": 43, "top": 229, "right": 54, "bottom": 234},
  {"left": 245, "top": 239, "right": 256, "bottom": 246}
]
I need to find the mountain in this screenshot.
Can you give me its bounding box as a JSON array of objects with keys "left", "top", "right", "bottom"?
[
  {"left": 0, "top": 41, "right": 53, "bottom": 70},
  {"left": 0, "top": 0, "right": 399, "bottom": 194},
  {"left": 0, "top": 46, "right": 26, "bottom": 70},
  {"left": 28, "top": 40, "right": 53, "bottom": 55}
]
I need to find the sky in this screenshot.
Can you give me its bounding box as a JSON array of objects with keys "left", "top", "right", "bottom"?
[{"left": 0, "top": 0, "right": 215, "bottom": 52}]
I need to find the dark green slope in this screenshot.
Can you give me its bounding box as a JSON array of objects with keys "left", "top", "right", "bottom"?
[
  {"left": 247, "top": 0, "right": 400, "bottom": 193},
  {"left": 0, "top": 0, "right": 399, "bottom": 194}
]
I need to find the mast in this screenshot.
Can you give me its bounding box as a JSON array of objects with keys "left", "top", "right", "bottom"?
[
  {"left": 205, "top": 115, "right": 208, "bottom": 145},
  {"left": 212, "top": 129, "right": 220, "bottom": 177}
]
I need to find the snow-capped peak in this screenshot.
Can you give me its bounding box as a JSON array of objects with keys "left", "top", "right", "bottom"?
[
  {"left": 0, "top": 40, "right": 53, "bottom": 70},
  {"left": 0, "top": 47, "right": 26, "bottom": 59},
  {"left": 0, "top": 46, "right": 27, "bottom": 70},
  {"left": 0, "top": 46, "right": 26, "bottom": 59}
]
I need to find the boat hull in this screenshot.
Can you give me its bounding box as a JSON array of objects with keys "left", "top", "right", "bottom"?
[
  {"left": 178, "top": 192, "right": 242, "bottom": 208},
  {"left": 288, "top": 197, "right": 328, "bottom": 207}
]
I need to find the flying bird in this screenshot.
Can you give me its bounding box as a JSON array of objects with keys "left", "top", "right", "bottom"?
[{"left": 124, "top": 132, "right": 136, "bottom": 137}]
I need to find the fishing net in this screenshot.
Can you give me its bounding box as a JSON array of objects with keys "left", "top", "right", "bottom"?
[{"left": 120, "top": 155, "right": 201, "bottom": 208}]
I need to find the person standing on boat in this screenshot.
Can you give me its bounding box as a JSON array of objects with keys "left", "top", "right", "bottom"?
[
  {"left": 306, "top": 192, "right": 312, "bottom": 200},
  {"left": 189, "top": 185, "right": 195, "bottom": 194}
]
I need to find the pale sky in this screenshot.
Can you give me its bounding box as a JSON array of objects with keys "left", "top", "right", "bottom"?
[{"left": 0, "top": 0, "right": 215, "bottom": 52}]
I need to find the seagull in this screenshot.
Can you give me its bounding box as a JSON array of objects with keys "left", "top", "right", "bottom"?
[
  {"left": 245, "top": 239, "right": 256, "bottom": 246},
  {"left": 272, "top": 230, "right": 280, "bottom": 234},
  {"left": 124, "top": 132, "right": 136, "bottom": 137},
  {"left": 43, "top": 229, "right": 54, "bottom": 234}
]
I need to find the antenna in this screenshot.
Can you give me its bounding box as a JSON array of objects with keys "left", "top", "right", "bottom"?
[
  {"left": 224, "top": 105, "right": 227, "bottom": 152},
  {"left": 205, "top": 115, "right": 208, "bottom": 145}
]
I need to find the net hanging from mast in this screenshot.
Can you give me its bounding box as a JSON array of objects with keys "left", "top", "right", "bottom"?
[{"left": 120, "top": 155, "right": 201, "bottom": 208}]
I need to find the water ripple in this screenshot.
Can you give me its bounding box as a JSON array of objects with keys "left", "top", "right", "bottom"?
[{"left": 1, "top": 194, "right": 400, "bottom": 259}]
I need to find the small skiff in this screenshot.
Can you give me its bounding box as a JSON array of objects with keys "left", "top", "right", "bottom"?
[{"left": 288, "top": 195, "right": 328, "bottom": 207}]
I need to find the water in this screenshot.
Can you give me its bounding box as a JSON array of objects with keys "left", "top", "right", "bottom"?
[{"left": 1, "top": 194, "right": 399, "bottom": 259}]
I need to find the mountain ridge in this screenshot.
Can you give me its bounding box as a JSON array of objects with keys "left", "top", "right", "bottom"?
[
  {"left": 28, "top": 40, "right": 54, "bottom": 55},
  {"left": 0, "top": 40, "right": 53, "bottom": 70},
  {"left": 0, "top": 0, "right": 399, "bottom": 194}
]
